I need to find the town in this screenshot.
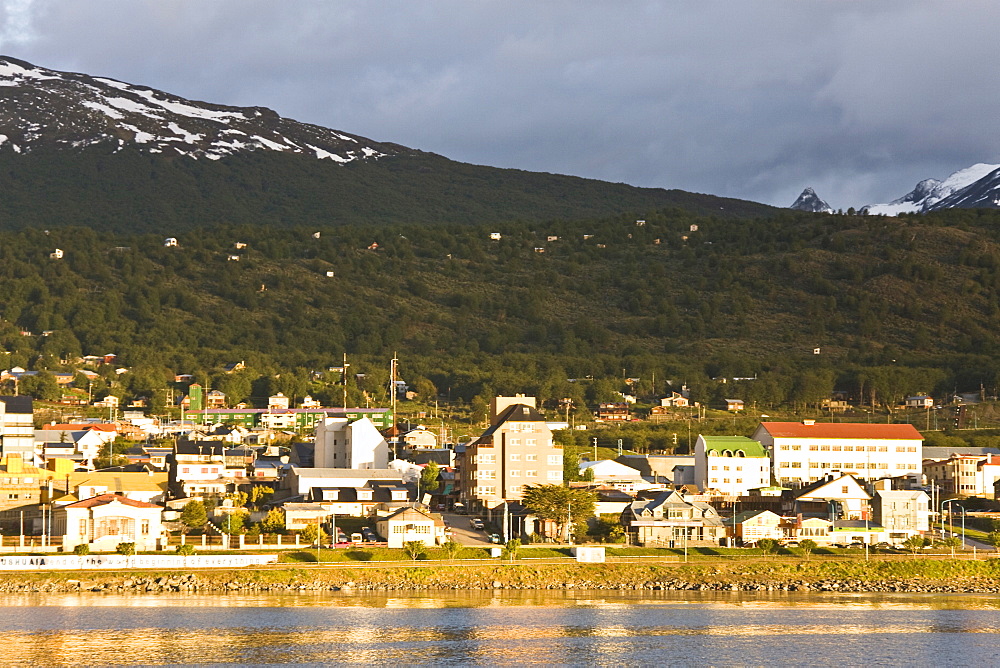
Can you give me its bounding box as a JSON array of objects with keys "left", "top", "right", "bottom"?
[{"left": 0, "top": 361, "right": 995, "bottom": 562}]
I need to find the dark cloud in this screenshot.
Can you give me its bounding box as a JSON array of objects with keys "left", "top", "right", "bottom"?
[{"left": 4, "top": 1, "right": 999, "bottom": 210}]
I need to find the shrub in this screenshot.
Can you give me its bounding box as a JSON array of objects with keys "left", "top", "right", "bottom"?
[
  {"left": 403, "top": 540, "right": 426, "bottom": 560},
  {"left": 175, "top": 543, "right": 196, "bottom": 556},
  {"left": 73, "top": 544, "right": 90, "bottom": 556},
  {"left": 116, "top": 542, "right": 136, "bottom": 556}
]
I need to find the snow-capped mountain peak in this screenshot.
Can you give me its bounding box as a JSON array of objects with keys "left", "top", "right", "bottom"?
[
  {"left": 789, "top": 187, "right": 833, "bottom": 213},
  {"left": 863, "top": 163, "right": 1000, "bottom": 215},
  {"left": 0, "top": 56, "right": 401, "bottom": 163}
]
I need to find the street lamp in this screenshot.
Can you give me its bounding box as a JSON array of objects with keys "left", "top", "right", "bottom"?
[{"left": 942, "top": 499, "right": 966, "bottom": 552}]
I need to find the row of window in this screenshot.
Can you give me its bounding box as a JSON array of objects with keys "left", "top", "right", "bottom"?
[
  {"left": 778, "top": 444, "right": 917, "bottom": 452},
  {"left": 475, "top": 454, "right": 560, "bottom": 464},
  {"left": 709, "top": 465, "right": 767, "bottom": 472},
  {"left": 391, "top": 525, "right": 431, "bottom": 533},
  {"left": 476, "top": 469, "right": 561, "bottom": 480}
]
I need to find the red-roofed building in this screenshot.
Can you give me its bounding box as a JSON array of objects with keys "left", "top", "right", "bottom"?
[
  {"left": 55, "top": 494, "right": 164, "bottom": 552},
  {"left": 752, "top": 420, "right": 923, "bottom": 487}
]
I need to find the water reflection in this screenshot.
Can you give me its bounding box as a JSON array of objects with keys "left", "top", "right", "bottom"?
[{"left": 1, "top": 592, "right": 999, "bottom": 665}]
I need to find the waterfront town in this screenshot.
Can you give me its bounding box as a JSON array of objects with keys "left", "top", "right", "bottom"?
[{"left": 0, "top": 362, "right": 994, "bottom": 561}]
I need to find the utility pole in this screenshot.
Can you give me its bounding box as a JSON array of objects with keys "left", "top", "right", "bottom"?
[{"left": 341, "top": 353, "right": 350, "bottom": 409}]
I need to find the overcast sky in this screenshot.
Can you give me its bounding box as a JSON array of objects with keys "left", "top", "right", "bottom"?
[{"left": 2, "top": 1, "right": 998, "bottom": 210}]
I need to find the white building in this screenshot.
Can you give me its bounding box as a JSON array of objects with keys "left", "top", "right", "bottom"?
[
  {"left": 314, "top": 417, "right": 390, "bottom": 469},
  {"left": 56, "top": 494, "right": 164, "bottom": 552},
  {"left": 751, "top": 420, "right": 923, "bottom": 487},
  {"left": 694, "top": 435, "right": 771, "bottom": 496},
  {"left": 0, "top": 397, "right": 34, "bottom": 462},
  {"left": 579, "top": 459, "right": 648, "bottom": 493}
]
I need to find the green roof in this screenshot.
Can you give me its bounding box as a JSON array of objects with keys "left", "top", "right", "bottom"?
[{"left": 700, "top": 435, "right": 768, "bottom": 458}]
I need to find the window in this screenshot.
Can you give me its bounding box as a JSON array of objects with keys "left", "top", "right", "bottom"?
[
  {"left": 141, "top": 520, "right": 150, "bottom": 535},
  {"left": 547, "top": 471, "right": 561, "bottom": 480},
  {"left": 833, "top": 445, "right": 842, "bottom": 451},
  {"left": 790, "top": 462, "right": 801, "bottom": 468},
  {"left": 508, "top": 438, "right": 521, "bottom": 446},
  {"left": 79, "top": 519, "right": 88, "bottom": 536},
  {"left": 780, "top": 445, "right": 790, "bottom": 451},
  {"left": 724, "top": 466, "right": 730, "bottom": 471},
  {"left": 548, "top": 455, "right": 562, "bottom": 465},
  {"left": 844, "top": 446, "right": 853, "bottom": 452},
  {"left": 809, "top": 462, "right": 821, "bottom": 468},
  {"left": 809, "top": 445, "right": 819, "bottom": 451},
  {"left": 526, "top": 470, "right": 538, "bottom": 477},
  {"left": 479, "top": 454, "right": 496, "bottom": 464},
  {"left": 791, "top": 445, "right": 801, "bottom": 451},
  {"left": 509, "top": 470, "right": 521, "bottom": 478},
  {"left": 710, "top": 478, "right": 718, "bottom": 483},
  {"left": 842, "top": 486, "right": 849, "bottom": 493},
  {"left": 878, "top": 446, "right": 888, "bottom": 452},
  {"left": 711, "top": 465, "right": 718, "bottom": 471},
  {"left": 525, "top": 454, "right": 537, "bottom": 462},
  {"left": 820, "top": 445, "right": 830, "bottom": 451},
  {"left": 477, "top": 470, "right": 496, "bottom": 480},
  {"left": 509, "top": 453, "right": 521, "bottom": 462},
  {"left": 525, "top": 439, "right": 536, "bottom": 447},
  {"left": 477, "top": 486, "right": 496, "bottom": 496}
]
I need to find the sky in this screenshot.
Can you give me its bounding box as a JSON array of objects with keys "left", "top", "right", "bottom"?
[{"left": 1, "top": 1, "right": 999, "bottom": 210}]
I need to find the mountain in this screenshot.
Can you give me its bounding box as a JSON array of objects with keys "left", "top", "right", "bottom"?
[
  {"left": 0, "top": 56, "right": 776, "bottom": 232},
  {"left": 789, "top": 188, "right": 833, "bottom": 213},
  {"left": 863, "top": 163, "right": 1000, "bottom": 215}
]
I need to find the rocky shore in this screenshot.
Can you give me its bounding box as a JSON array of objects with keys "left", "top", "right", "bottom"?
[{"left": 1, "top": 560, "right": 999, "bottom": 595}]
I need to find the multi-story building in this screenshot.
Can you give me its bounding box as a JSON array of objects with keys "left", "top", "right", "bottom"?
[
  {"left": 695, "top": 435, "right": 771, "bottom": 496},
  {"left": 0, "top": 396, "right": 34, "bottom": 462},
  {"left": 923, "top": 454, "right": 1000, "bottom": 497},
  {"left": 314, "top": 417, "right": 390, "bottom": 469},
  {"left": 871, "top": 487, "right": 930, "bottom": 542},
  {"left": 751, "top": 420, "right": 922, "bottom": 487},
  {"left": 186, "top": 407, "right": 393, "bottom": 431},
  {"left": 461, "top": 396, "right": 563, "bottom": 510}
]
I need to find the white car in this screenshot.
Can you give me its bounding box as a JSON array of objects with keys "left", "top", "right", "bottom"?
[{"left": 470, "top": 519, "right": 485, "bottom": 530}]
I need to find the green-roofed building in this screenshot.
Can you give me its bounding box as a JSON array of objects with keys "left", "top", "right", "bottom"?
[{"left": 695, "top": 435, "right": 771, "bottom": 497}]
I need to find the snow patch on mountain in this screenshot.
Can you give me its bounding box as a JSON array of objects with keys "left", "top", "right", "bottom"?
[
  {"left": 864, "top": 163, "right": 1000, "bottom": 215},
  {"left": 789, "top": 187, "right": 833, "bottom": 214},
  {"left": 0, "top": 55, "right": 399, "bottom": 165}
]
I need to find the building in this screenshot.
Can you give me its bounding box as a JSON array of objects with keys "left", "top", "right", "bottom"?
[
  {"left": 375, "top": 506, "right": 447, "bottom": 548},
  {"left": 596, "top": 403, "right": 630, "bottom": 421},
  {"left": 622, "top": 490, "right": 726, "bottom": 547},
  {"left": 871, "top": 487, "right": 930, "bottom": 543},
  {"left": 171, "top": 443, "right": 228, "bottom": 496},
  {"left": 694, "top": 435, "right": 771, "bottom": 496},
  {"left": 461, "top": 396, "right": 563, "bottom": 510},
  {"left": 0, "top": 454, "right": 43, "bottom": 532},
  {"left": 751, "top": 421, "right": 922, "bottom": 487},
  {"left": 55, "top": 494, "right": 164, "bottom": 552},
  {"left": 0, "top": 396, "right": 34, "bottom": 462},
  {"left": 185, "top": 407, "right": 393, "bottom": 431},
  {"left": 923, "top": 454, "right": 1000, "bottom": 498},
  {"left": 790, "top": 473, "right": 872, "bottom": 521},
  {"left": 314, "top": 417, "right": 390, "bottom": 469},
  {"left": 579, "top": 459, "right": 647, "bottom": 493},
  {"left": 727, "top": 509, "right": 784, "bottom": 545}
]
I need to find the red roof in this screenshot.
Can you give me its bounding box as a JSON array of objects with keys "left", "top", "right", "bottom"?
[
  {"left": 43, "top": 423, "right": 118, "bottom": 432},
  {"left": 758, "top": 422, "right": 923, "bottom": 440},
  {"left": 63, "top": 494, "right": 161, "bottom": 509}
]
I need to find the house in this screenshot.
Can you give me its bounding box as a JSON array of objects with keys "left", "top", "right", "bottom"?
[
  {"left": 205, "top": 390, "right": 227, "bottom": 409},
  {"left": 400, "top": 426, "right": 438, "bottom": 450},
  {"left": 0, "top": 454, "right": 43, "bottom": 532},
  {"left": 659, "top": 392, "right": 690, "bottom": 408},
  {"left": 34, "top": 429, "right": 107, "bottom": 468},
  {"left": 727, "top": 509, "right": 784, "bottom": 545},
  {"left": 281, "top": 467, "right": 406, "bottom": 499},
  {"left": 268, "top": 393, "right": 291, "bottom": 410},
  {"left": 223, "top": 361, "right": 246, "bottom": 374},
  {"left": 596, "top": 403, "right": 630, "bottom": 422},
  {"left": 752, "top": 420, "right": 923, "bottom": 487},
  {"left": 923, "top": 453, "right": 1000, "bottom": 497},
  {"left": 695, "top": 435, "right": 771, "bottom": 497},
  {"left": 782, "top": 516, "right": 834, "bottom": 545},
  {"left": 55, "top": 494, "right": 164, "bottom": 552},
  {"left": 579, "top": 459, "right": 647, "bottom": 493},
  {"left": 70, "top": 471, "right": 169, "bottom": 504},
  {"left": 906, "top": 395, "right": 934, "bottom": 409},
  {"left": 622, "top": 490, "right": 726, "bottom": 547},
  {"left": 724, "top": 399, "right": 745, "bottom": 412},
  {"left": 0, "top": 396, "right": 34, "bottom": 462},
  {"left": 164, "top": 237, "right": 178, "bottom": 247},
  {"left": 871, "top": 486, "right": 929, "bottom": 543},
  {"left": 375, "top": 506, "right": 446, "bottom": 548},
  {"left": 50, "top": 248, "right": 64, "bottom": 259},
  {"left": 314, "top": 417, "right": 390, "bottom": 469},
  {"left": 790, "top": 473, "right": 871, "bottom": 521},
  {"left": 459, "top": 396, "right": 562, "bottom": 510},
  {"left": 299, "top": 395, "right": 322, "bottom": 409},
  {"left": 171, "top": 443, "right": 228, "bottom": 496}
]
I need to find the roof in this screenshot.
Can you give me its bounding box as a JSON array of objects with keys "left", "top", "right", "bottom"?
[
  {"left": 757, "top": 422, "right": 923, "bottom": 440},
  {"left": 700, "top": 435, "right": 768, "bottom": 458},
  {"left": 43, "top": 423, "right": 117, "bottom": 432},
  {"left": 0, "top": 396, "right": 32, "bottom": 414},
  {"left": 794, "top": 474, "right": 871, "bottom": 500},
  {"left": 72, "top": 472, "right": 168, "bottom": 493},
  {"left": 381, "top": 506, "right": 443, "bottom": 524},
  {"left": 62, "top": 493, "right": 161, "bottom": 509},
  {"left": 291, "top": 467, "right": 403, "bottom": 479},
  {"left": 474, "top": 403, "right": 548, "bottom": 443}
]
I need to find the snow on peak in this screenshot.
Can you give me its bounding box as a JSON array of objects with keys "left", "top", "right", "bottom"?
[
  {"left": 789, "top": 187, "right": 834, "bottom": 214},
  {"left": 864, "top": 163, "right": 1000, "bottom": 215},
  {"left": 0, "top": 55, "right": 396, "bottom": 165}
]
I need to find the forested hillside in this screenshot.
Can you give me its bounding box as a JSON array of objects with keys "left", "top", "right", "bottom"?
[{"left": 3, "top": 206, "right": 1000, "bottom": 411}]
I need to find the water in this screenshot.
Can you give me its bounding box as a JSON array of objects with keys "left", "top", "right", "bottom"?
[{"left": 1, "top": 590, "right": 999, "bottom": 666}]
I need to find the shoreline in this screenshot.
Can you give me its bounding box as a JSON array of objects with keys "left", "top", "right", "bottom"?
[{"left": 2, "top": 559, "right": 999, "bottom": 595}]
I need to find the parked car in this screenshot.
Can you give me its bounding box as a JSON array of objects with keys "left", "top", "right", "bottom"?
[
  {"left": 470, "top": 518, "right": 485, "bottom": 530},
  {"left": 488, "top": 533, "right": 502, "bottom": 544}
]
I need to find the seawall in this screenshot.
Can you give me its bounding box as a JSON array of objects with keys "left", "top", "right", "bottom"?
[{"left": 2, "top": 560, "right": 1000, "bottom": 594}]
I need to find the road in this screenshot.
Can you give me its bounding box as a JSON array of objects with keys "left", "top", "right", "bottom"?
[{"left": 441, "top": 511, "right": 494, "bottom": 546}]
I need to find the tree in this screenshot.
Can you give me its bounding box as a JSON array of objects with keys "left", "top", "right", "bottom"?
[
  {"left": 521, "top": 485, "right": 597, "bottom": 542},
  {"left": 902, "top": 535, "right": 926, "bottom": 555},
  {"left": 73, "top": 543, "right": 90, "bottom": 556},
  {"left": 258, "top": 508, "right": 286, "bottom": 534},
  {"left": 115, "top": 542, "right": 136, "bottom": 556},
  {"left": 250, "top": 485, "right": 274, "bottom": 508},
  {"left": 758, "top": 538, "right": 779, "bottom": 555},
  {"left": 987, "top": 531, "right": 1000, "bottom": 556},
  {"left": 441, "top": 539, "right": 462, "bottom": 560},
  {"left": 300, "top": 522, "right": 328, "bottom": 546},
  {"left": 226, "top": 491, "right": 248, "bottom": 508},
  {"left": 501, "top": 538, "right": 521, "bottom": 561},
  {"left": 798, "top": 539, "right": 817, "bottom": 560},
  {"left": 220, "top": 511, "right": 248, "bottom": 535},
  {"left": 403, "top": 540, "right": 426, "bottom": 560},
  {"left": 421, "top": 462, "right": 441, "bottom": 493},
  {"left": 180, "top": 500, "right": 207, "bottom": 533},
  {"left": 176, "top": 543, "right": 196, "bottom": 556},
  {"left": 939, "top": 535, "right": 961, "bottom": 557}
]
